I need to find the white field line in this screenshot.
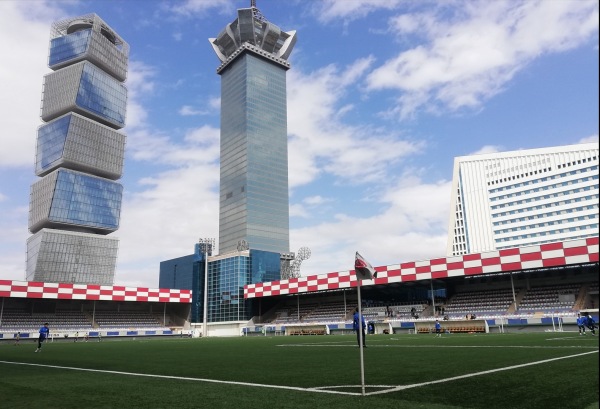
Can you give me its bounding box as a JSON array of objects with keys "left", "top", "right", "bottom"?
[
  {"left": 1, "top": 350, "right": 597, "bottom": 397},
  {"left": 545, "top": 336, "right": 596, "bottom": 341},
  {"left": 278, "top": 344, "right": 599, "bottom": 349},
  {"left": 0, "top": 360, "right": 353, "bottom": 396},
  {"left": 365, "top": 350, "right": 598, "bottom": 396}
]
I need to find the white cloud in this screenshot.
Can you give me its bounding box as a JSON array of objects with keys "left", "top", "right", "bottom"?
[
  {"left": 289, "top": 203, "right": 310, "bottom": 219},
  {"left": 0, "top": 205, "right": 30, "bottom": 281},
  {"left": 0, "top": 2, "right": 65, "bottom": 168},
  {"left": 292, "top": 176, "right": 452, "bottom": 276},
  {"left": 110, "top": 52, "right": 222, "bottom": 286},
  {"left": 125, "top": 60, "right": 156, "bottom": 124},
  {"left": 3, "top": 0, "right": 591, "bottom": 291},
  {"left": 179, "top": 105, "right": 210, "bottom": 116},
  {"left": 312, "top": 0, "right": 403, "bottom": 23},
  {"left": 303, "top": 196, "right": 333, "bottom": 206},
  {"left": 0, "top": 1, "right": 70, "bottom": 282},
  {"left": 367, "top": 0, "right": 599, "bottom": 119},
  {"left": 287, "top": 57, "right": 426, "bottom": 188},
  {"left": 123, "top": 61, "right": 220, "bottom": 167},
  {"left": 579, "top": 134, "right": 599, "bottom": 144},
  {"left": 209, "top": 97, "right": 220, "bottom": 110},
  {"left": 469, "top": 145, "right": 504, "bottom": 156},
  {"left": 282, "top": 55, "right": 453, "bottom": 276},
  {"left": 166, "top": 0, "right": 234, "bottom": 18},
  {"left": 115, "top": 162, "right": 220, "bottom": 286}
]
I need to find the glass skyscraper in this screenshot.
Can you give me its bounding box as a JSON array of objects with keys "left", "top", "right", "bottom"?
[
  {"left": 210, "top": 4, "right": 296, "bottom": 255},
  {"left": 26, "top": 15, "right": 128, "bottom": 285},
  {"left": 164, "top": 3, "right": 298, "bottom": 324},
  {"left": 160, "top": 3, "right": 297, "bottom": 325}
]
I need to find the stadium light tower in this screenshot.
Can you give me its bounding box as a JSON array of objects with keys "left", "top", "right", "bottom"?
[{"left": 199, "top": 238, "right": 214, "bottom": 337}]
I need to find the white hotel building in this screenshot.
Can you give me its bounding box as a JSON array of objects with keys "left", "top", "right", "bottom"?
[{"left": 447, "top": 142, "right": 599, "bottom": 256}]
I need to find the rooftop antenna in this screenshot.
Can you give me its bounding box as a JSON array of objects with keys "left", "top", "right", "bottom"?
[{"left": 250, "top": 0, "right": 266, "bottom": 22}]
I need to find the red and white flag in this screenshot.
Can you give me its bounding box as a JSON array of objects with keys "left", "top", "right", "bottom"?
[{"left": 354, "top": 252, "right": 377, "bottom": 280}]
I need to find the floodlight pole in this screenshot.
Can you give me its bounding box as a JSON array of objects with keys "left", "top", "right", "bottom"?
[
  {"left": 199, "top": 238, "right": 214, "bottom": 338},
  {"left": 357, "top": 279, "right": 366, "bottom": 396},
  {"left": 430, "top": 280, "right": 436, "bottom": 317},
  {"left": 510, "top": 272, "right": 517, "bottom": 311}
]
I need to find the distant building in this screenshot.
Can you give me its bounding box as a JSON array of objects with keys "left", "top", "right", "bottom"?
[
  {"left": 159, "top": 245, "right": 280, "bottom": 323},
  {"left": 26, "top": 15, "right": 128, "bottom": 285},
  {"left": 159, "top": 245, "right": 205, "bottom": 323},
  {"left": 447, "top": 143, "right": 599, "bottom": 256},
  {"left": 210, "top": 3, "right": 296, "bottom": 255},
  {"left": 159, "top": 3, "right": 297, "bottom": 324}
]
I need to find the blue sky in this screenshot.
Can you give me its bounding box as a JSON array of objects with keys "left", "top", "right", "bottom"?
[{"left": 0, "top": 0, "right": 598, "bottom": 288}]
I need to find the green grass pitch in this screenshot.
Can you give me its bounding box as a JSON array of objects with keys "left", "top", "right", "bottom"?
[{"left": 1, "top": 332, "right": 598, "bottom": 409}]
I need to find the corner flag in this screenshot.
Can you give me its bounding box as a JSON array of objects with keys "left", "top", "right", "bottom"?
[{"left": 355, "top": 252, "right": 377, "bottom": 280}]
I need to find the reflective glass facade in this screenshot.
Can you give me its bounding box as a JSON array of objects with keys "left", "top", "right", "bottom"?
[
  {"left": 50, "top": 170, "right": 122, "bottom": 229},
  {"left": 219, "top": 53, "right": 290, "bottom": 254},
  {"left": 191, "top": 262, "right": 203, "bottom": 323},
  {"left": 250, "top": 250, "right": 281, "bottom": 284},
  {"left": 29, "top": 169, "right": 122, "bottom": 234},
  {"left": 159, "top": 255, "right": 196, "bottom": 290},
  {"left": 36, "top": 113, "right": 126, "bottom": 180},
  {"left": 41, "top": 61, "right": 127, "bottom": 130},
  {"left": 199, "top": 250, "right": 280, "bottom": 324},
  {"left": 27, "top": 14, "right": 128, "bottom": 285},
  {"left": 76, "top": 62, "right": 127, "bottom": 127},
  {"left": 48, "top": 14, "right": 129, "bottom": 81},
  {"left": 49, "top": 29, "right": 91, "bottom": 67},
  {"left": 207, "top": 254, "right": 250, "bottom": 323},
  {"left": 36, "top": 115, "right": 71, "bottom": 173},
  {"left": 158, "top": 245, "right": 208, "bottom": 323}
]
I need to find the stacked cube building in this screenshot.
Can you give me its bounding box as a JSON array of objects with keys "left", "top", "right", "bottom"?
[{"left": 26, "top": 15, "right": 128, "bottom": 285}]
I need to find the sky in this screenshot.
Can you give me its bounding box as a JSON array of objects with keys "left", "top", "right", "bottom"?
[{"left": 0, "top": 0, "right": 598, "bottom": 289}]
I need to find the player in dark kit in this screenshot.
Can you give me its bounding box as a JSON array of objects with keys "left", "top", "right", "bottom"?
[
  {"left": 577, "top": 313, "right": 586, "bottom": 335},
  {"left": 435, "top": 320, "right": 442, "bottom": 337},
  {"left": 353, "top": 307, "right": 367, "bottom": 348},
  {"left": 35, "top": 323, "right": 49, "bottom": 352},
  {"left": 585, "top": 314, "right": 597, "bottom": 336}
]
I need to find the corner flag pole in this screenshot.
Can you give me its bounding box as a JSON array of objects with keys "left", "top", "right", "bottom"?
[
  {"left": 354, "top": 251, "right": 376, "bottom": 397},
  {"left": 357, "top": 279, "right": 366, "bottom": 396}
]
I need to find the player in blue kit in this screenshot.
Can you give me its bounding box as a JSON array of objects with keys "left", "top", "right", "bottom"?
[
  {"left": 435, "top": 320, "right": 442, "bottom": 337},
  {"left": 35, "top": 323, "right": 49, "bottom": 352},
  {"left": 585, "top": 314, "right": 597, "bottom": 336},
  {"left": 353, "top": 307, "right": 367, "bottom": 348},
  {"left": 577, "top": 313, "right": 586, "bottom": 335}
]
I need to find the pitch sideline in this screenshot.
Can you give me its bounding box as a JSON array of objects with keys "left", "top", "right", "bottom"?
[{"left": 1, "top": 350, "right": 597, "bottom": 397}]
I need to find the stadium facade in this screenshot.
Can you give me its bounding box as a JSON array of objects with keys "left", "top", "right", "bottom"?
[
  {"left": 3, "top": 235, "right": 596, "bottom": 340},
  {"left": 26, "top": 15, "right": 128, "bottom": 285},
  {"left": 446, "top": 143, "right": 599, "bottom": 257}
]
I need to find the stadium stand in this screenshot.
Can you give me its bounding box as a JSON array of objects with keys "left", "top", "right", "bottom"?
[
  {"left": 93, "top": 311, "right": 169, "bottom": 330},
  {"left": 0, "top": 309, "right": 92, "bottom": 332},
  {"left": 443, "top": 288, "right": 516, "bottom": 319},
  {"left": 516, "top": 283, "right": 581, "bottom": 315},
  {"left": 2, "top": 237, "right": 597, "bottom": 338}
]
